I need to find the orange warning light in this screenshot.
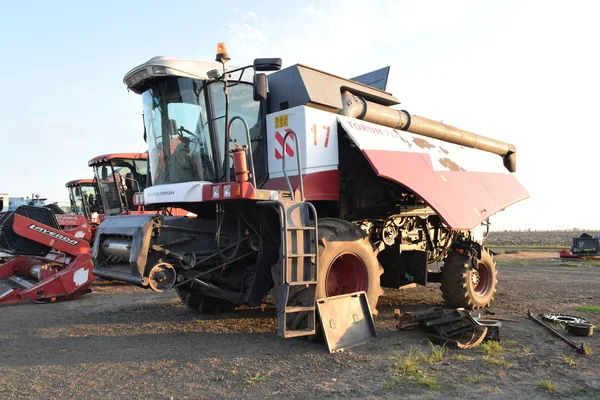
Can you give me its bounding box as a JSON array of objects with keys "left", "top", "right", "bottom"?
[{"left": 216, "top": 42, "right": 230, "bottom": 63}]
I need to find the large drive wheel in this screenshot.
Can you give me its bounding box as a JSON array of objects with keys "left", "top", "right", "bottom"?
[
  {"left": 316, "top": 219, "right": 384, "bottom": 314},
  {"left": 440, "top": 248, "right": 497, "bottom": 309},
  {"left": 271, "top": 218, "right": 384, "bottom": 316},
  {"left": 176, "top": 285, "right": 236, "bottom": 314}
]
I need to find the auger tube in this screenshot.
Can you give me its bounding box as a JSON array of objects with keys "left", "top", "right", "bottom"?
[{"left": 341, "top": 91, "right": 517, "bottom": 172}]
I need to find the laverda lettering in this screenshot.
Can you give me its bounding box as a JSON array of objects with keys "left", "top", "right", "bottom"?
[
  {"left": 28, "top": 224, "right": 79, "bottom": 245},
  {"left": 147, "top": 191, "right": 175, "bottom": 196}
]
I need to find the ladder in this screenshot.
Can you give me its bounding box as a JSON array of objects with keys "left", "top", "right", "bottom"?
[
  {"left": 274, "top": 195, "right": 318, "bottom": 338},
  {"left": 268, "top": 130, "right": 319, "bottom": 338}
]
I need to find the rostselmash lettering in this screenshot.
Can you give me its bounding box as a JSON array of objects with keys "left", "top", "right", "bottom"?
[
  {"left": 146, "top": 191, "right": 175, "bottom": 196},
  {"left": 28, "top": 224, "right": 79, "bottom": 245}
]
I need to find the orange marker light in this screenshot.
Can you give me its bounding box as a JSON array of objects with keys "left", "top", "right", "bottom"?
[
  {"left": 216, "top": 42, "right": 230, "bottom": 63},
  {"left": 216, "top": 42, "right": 227, "bottom": 55}
]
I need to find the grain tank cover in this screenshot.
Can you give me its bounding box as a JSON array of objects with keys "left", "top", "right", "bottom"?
[{"left": 267, "top": 64, "right": 400, "bottom": 113}]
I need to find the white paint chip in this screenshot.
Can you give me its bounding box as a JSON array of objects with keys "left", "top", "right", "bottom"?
[{"left": 73, "top": 268, "right": 89, "bottom": 286}]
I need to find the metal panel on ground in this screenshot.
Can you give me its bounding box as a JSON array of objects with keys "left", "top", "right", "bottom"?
[{"left": 317, "top": 291, "right": 377, "bottom": 353}]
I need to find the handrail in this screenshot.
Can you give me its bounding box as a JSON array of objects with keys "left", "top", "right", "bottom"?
[
  {"left": 227, "top": 116, "right": 257, "bottom": 188},
  {"left": 282, "top": 130, "right": 304, "bottom": 202}
]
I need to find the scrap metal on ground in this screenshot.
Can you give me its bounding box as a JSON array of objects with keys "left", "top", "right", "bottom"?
[
  {"left": 395, "top": 307, "right": 502, "bottom": 349},
  {"left": 527, "top": 310, "right": 589, "bottom": 353}
]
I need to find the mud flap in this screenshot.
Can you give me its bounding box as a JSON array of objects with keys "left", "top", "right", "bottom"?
[{"left": 316, "top": 291, "right": 377, "bottom": 353}]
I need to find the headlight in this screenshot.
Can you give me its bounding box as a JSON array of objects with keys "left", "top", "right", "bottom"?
[
  {"left": 223, "top": 184, "right": 231, "bottom": 198},
  {"left": 212, "top": 185, "right": 220, "bottom": 199}
]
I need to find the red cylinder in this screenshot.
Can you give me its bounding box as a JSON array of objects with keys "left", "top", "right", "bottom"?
[
  {"left": 233, "top": 147, "right": 249, "bottom": 182},
  {"left": 12, "top": 256, "right": 56, "bottom": 281}
]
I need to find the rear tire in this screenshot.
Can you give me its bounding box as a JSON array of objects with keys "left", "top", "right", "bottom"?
[
  {"left": 176, "top": 285, "right": 236, "bottom": 314},
  {"left": 440, "top": 248, "right": 497, "bottom": 309}
]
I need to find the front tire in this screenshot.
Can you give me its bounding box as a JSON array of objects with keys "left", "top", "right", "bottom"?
[
  {"left": 440, "top": 248, "right": 497, "bottom": 309},
  {"left": 176, "top": 285, "right": 236, "bottom": 314},
  {"left": 316, "top": 218, "right": 384, "bottom": 314}
]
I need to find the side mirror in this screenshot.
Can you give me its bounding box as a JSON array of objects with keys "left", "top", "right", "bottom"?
[
  {"left": 253, "top": 58, "right": 282, "bottom": 72},
  {"left": 253, "top": 73, "right": 268, "bottom": 102}
]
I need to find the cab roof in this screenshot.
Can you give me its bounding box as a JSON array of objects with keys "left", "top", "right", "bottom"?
[{"left": 88, "top": 152, "right": 147, "bottom": 167}]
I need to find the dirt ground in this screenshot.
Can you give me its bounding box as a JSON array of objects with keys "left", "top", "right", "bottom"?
[{"left": 2, "top": 234, "right": 600, "bottom": 399}]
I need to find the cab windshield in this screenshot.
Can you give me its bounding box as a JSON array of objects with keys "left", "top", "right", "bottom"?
[
  {"left": 92, "top": 159, "right": 147, "bottom": 215},
  {"left": 142, "top": 77, "right": 262, "bottom": 185},
  {"left": 68, "top": 184, "right": 101, "bottom": 218}
]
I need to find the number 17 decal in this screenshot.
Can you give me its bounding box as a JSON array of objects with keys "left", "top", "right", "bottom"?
[{"left": 311, "top": 124, "right": 330, "bottom": 147}]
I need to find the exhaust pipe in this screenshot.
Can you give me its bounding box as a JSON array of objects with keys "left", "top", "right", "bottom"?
[{"left": 341, "top": 91, "right": 517, "bottom": 172}]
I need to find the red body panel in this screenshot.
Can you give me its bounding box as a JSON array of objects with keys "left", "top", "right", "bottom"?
[
  {"left": 55, "top": 214, "right": 93, "bottom": 242},
  {"left": 0, "top": 254, "right": 95, "bottom": 305},
  {"left": 361, "top": 150, "right": 530, "bottom": 230},
  {"left": 11, "top": 214, "right": 90, "bottom": 255},
  {"left": 262, "top": 170, "right": 339, "bottom": 201}
]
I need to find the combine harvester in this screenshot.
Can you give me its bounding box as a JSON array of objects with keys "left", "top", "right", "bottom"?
[
  {"left": 92, "top": 44, "right": 529, "bottom": 339},
  {"left": 89, "top": 153, "right": 149, "bottom": 216},
  {"left": 0, "top": 206, "right": 96, "bottom": 304}
]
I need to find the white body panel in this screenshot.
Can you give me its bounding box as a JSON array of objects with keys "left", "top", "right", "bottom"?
[
  {"left": 266, "top": 106, "right": 509, "bottom": 179},
  {"left": 143, "top": 181, "right": 209, "bottom": 205},
  {"left": 337, "top": 116, "right": 508, "bottom": 174},
  {"left": 266, "top": 107, "right": 339, "bottom": 178}
]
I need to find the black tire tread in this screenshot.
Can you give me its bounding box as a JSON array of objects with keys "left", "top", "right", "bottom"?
[{"left": 440, "top": 248, "right": 497, "bottom": 309}]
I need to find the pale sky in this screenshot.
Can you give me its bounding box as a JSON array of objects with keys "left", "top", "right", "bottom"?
[{"left": 1, "top": 1, "right": 599, "bottom": 230}]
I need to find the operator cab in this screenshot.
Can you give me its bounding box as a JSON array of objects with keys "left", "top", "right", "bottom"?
[
  {"left": 88, "top": 153, "right": 148, "bottom": 215},
  {"left": 123, "top": 52, "right": 279, "bottom": 210},
  {"left": 65, "top": 178, "right": 103, "bottom": 219}
]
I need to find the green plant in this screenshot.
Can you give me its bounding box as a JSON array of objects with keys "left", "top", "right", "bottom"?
[
  {"left": 389, "top": 346, "right": 443, "bottom": 390},
  {"left": 558, "top": 354, "right": 577, "bottom": 367},
  {"left": 392, "top": 347, "right": 422, "bottom": 375},
  {"left": 479, "top": 341, "right": 504, "bottom": 357},
  {"left": 482, "top": 356, "right": 516, "bottom": 368},
  {"left": 415, "top": 373, "right": 441, "bottom": 390},
  {"left": 537, "top": 379, "right": 559, "bottom": 392},
  {"left": 245, "top": 372, "right": 269, "bottom": 384},
  {"left": 423, "top": 342, "right": 447, "bottom": 364},
  {"left": 574, "top": 305, "right": 600, "bottom": 315},
  {"left": 482, "top": 386, "right": 501, "bottom": 393},
  {"left": 468, "top": 375, "right": 486, "bottom": 383},
  {"left": 452, "top": 354, "right": 473, "bottom": 362},
  {"left": 582, "top": 343, "right": 592, "bottom": 356}
]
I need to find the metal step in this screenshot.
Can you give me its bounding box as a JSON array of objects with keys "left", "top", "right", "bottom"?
[
  {"left": 285, "top": 305, "right": 316, "bottom": 313},
  {"left": 283, "top": 328, "right": 317, "bottom": 338},
  {"left": 287, "top": 253, "right": 317, "bottom": 258}
]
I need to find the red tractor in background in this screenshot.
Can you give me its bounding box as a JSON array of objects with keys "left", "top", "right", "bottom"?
[
  {"left": 88, "top": 152, "right": 190, "bottom": 217},
  {"left": 88, "top": 153, "right": 149, "bottom": 216},
  {"left": 65, "top": 178, "right": 104, "bottom": 240}
]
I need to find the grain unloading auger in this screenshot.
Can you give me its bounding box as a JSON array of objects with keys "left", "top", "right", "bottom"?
[
  {"left": 92, "top": 43, "right": 528, "bottom": 339},
  {"left": 0, "top": 205, "right": 96, "bottom": 304}
]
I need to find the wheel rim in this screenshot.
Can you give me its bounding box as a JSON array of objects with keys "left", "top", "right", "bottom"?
[
  {"left": 325, "top": 252, "right": 368, "bottom": 296},
  {"left": 471, "top": 261, "right": 491, "bottom": 295}
]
